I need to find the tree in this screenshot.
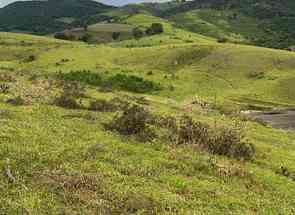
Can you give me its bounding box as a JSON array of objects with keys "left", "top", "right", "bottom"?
[
  {"left": 217, "top": 37, "right": 228, "bottom": 43},
  {"left": 132, "top": 27, "right": 144, "bottom": 39},
  {"left": 54, "top": 32, "right": 75, "bottom": 41},
  {"left": 80, "top": 33, "right": 91, "bottom": 42},
  {"left": 112, "top": 32, "right": 121, "bottom": 40},
  {"left": 146, "top": 23, "right": 164, "bottom": 35},
  {"left": 151, "top": 23, "right": 164, "bottom": 34},
  {"left": 145, "top": 27, "right": 153, "bottom": 35},
  {"left": 83, "top": 24, "right": 88, "bottom": 31}
]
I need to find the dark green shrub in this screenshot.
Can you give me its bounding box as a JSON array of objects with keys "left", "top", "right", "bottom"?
[
  {"left": 248, "top": 71, "right": 265, "bottom": 79},
  {"left": 171, "top": 115, "right": 255, "bottom": 160},
  {"left": 24, "top": 55, "right": 36, "bottom": 63},
  {"left": 107, "top": 104, "right": 156, "bottom": 142},
  {"left": 146, "top": 23, "right": 164, "bottom": 35},
  {"left": 54, "top": 32, "right": 67, "bottom": 40},
  {"left": 59, "top": 70, "right": 102, "bottom": 86},
  {"left": 54, "top": 81, "right": 85, "bottom": 109},
  {"left": 106, "top": 74, "right": 162, "bottom": 93},
  {"left": 54, "top": 32, "right": 76, "bottom": 41},
  {"left": 133, "top": 27, "right": 144, "bottom": 39},
  {"left": 145, "top": 27, "right": 153, "bottom": 36},
  {"left": 208, "top": 126, "right": 255, "bottom": 160},
  {"left": 112, "top": 32, "right": 121, "bottom": 40},
  {"left": 177, "top": 115, "right": 210, "bottom": 145},
  {"left": 146, "top": 71, "right": 153, "bottom": 76},
  {"left": 217, "top": 37, "right": 228, "bottom": 43},
  {"left": 80, "top": 33, "right": 92, "bottom": 42},
  {"left": 59, "top": 71, "right": 161, "bottom": 93},
  {"left": 151, "top": 23, "right": 164, "bottom": 33}
]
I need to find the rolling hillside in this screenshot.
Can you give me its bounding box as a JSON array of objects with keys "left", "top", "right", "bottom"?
[
  {"left": 113, "top": 0, "right": 295, "bottom": 49},
  {"left": 161, "top": 0, "right": 295, "bottom": 49},
  {"left": 1, "top": 25, "right": 295, "bottom": 213},
  {"left": 1, "top": 1, "right": 295, "bottom": 214},
  {"left": 0, "top": 0, "right": 114, "bottom": 34},
  {"left": 1, "top": 0, "right": 295, "bottom": 49}
]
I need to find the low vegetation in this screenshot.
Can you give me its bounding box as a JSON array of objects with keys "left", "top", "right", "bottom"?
[
  {"left": 54, "top": 81, "right": 85, "bottom": 109},
  {"left": 169, "top": 115, "right": 255, "bottom": 160},
  {"left": 107, "top": 104, "right": 156, "bottom": 142},
  {"left": 89, "top": 99, "right": 117, "bottom": 112},
  {"left": 59, "top": 70, "right": 162, "bottom": 93},
  {"left": 1, "top": 15, "right": 295, "bottom": 213}
]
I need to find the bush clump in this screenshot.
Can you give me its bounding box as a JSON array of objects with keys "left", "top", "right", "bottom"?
[
  {"left": 106, "top": 74, "right": 162, "bottom": 93},
  {"left": 112, "top": 32, "right": 121, "bottom": 40},
  {"left": 208, "top": 126, "right": 255, "bottom": 160},
  {"left": 24, "top": 55, "right": 36, "bottom": 63},
  {"left": 54, "top": 32, "right": 76, "bottom": 41},
  {"left": 217, "top": 37, "right": 228, "bottom": 43},
  {"left": 248, "top": 71, "right": 265, "bottom": 79},
  {"left": 146, "top": 23, "right": 164, "bottom": 35},
  {"left": 171, "top": 115, "right": 255, "bottom": 160},
  {"left": 89, "top": 99, "right": 117, "bottom": 112},
  {"left": 60, "top": 70, "right": 102, "bottom": 86},
  {"left": 107, "top": 104, "right": 156, "bottom": 142},
  {"left": 133, "top": 27, "right": 144, "bottom": 39},
  {"left": 176, "top": 115, "right": 211, "bottom": 145},
  {"left": 54, "top": 81, "right": 85, "bottom": 109},
  {"left": 59, "top": 71, "right": 161, "bottom": 93}
]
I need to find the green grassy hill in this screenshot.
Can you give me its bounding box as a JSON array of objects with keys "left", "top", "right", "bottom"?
[
  {"left": 2, "top": 0, "right": 295, "bottom": 49},
  {"left": 159, "top": 0, "right": 295, "bottom": 49},
  {"left": 0, "top": 0, "right": 114, "bottom": 34},
  {"left": 56, "top": 23, "right": 135, "bottom": 43},
  {"left": 117, "top": 0, "right": 295, "bottom": 49},
  {"left": 1, "top": 28, "right": 295, "bottom": 214},
  {"left": 169, "top": 8, "right": 265, "bottom": 44}
]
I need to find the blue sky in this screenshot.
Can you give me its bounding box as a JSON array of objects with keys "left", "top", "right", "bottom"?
[{"left": 0, "top": 0, "right": 170, "bottom": 8}]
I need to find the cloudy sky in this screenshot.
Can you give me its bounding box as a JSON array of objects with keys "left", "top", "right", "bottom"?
[{"left": 0, "top": 0, "right": 170, "bottom": 8}]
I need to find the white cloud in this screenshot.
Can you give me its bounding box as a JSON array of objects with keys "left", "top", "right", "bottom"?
[
  {"left": 99, "top": 0, "right": 170, "bottom": 6},
  {"left": 0, "top": 0, "right": 171, "bottom": 8}
]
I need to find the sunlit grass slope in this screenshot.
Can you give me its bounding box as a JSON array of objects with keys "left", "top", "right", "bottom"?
[
  {"left": 112, "top": 14, "right": 216, "bottom": 47},
  {"left": 170, "top": 9, "right": 267, "bottom": 44},
  {"left": 0, "top": 32, "right": 295, "bottom": 214}
]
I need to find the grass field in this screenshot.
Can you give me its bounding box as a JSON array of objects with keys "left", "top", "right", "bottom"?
[
  {"left": 169, "top": 9, "right": 266, "bottom": 44},
  {"left": 56, "top": 23, "right": 134, "bottom": 43},
  {"left": 1, "top": 26, "right": 295, "bottom": 214}
]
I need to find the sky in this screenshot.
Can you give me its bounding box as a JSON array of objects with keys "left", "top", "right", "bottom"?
[{"left": 0, "top": 0, "right": 170, "bottom": 8}]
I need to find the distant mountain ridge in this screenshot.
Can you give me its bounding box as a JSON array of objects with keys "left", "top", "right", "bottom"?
[
  {"left": 1, "top": 0, "right": 295, "bottom": 49},
  {"left": 151, "top": 0, "right": 295, "bottom": 49},
  {"left": 0, "top": 0, "right": 114, "bottom": 34}
]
